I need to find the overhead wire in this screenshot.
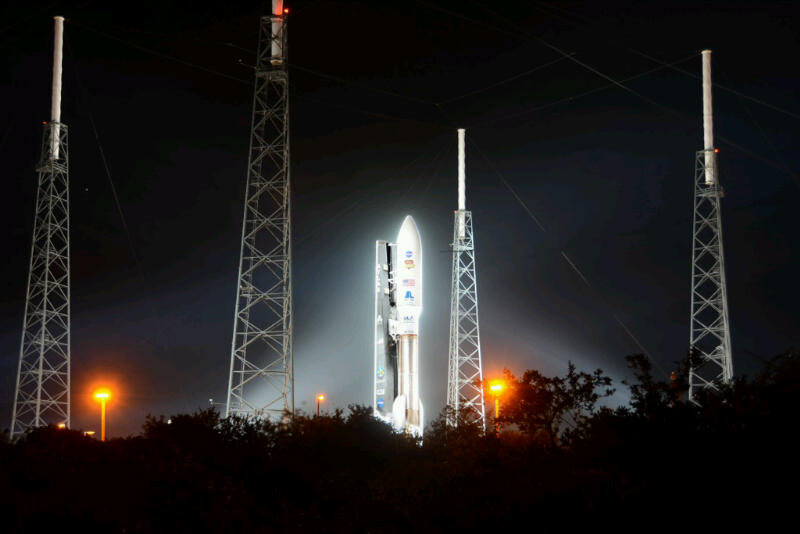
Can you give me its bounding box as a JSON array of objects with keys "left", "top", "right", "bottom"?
[
  {"left": 528, "top": 0, "right": 800, "bottom": 123},
  {"left": 0, "top": 1, "right": 61, "bottom": 46},
  {"left": 478, "top": 53, "right": 697, "bottom": 126},
  {"left": 464, "top": 132, "right": 667, "bottom": 375},
  {"left": 68, "top": 19, "right": 251, "bottom": 86},
  {"left": 65, "top": 34, "right": 193, "bottom": 365},
  {"left": 635, "top": 50, "right": 800, "bottom": 121},
  {"left": 292, "top": 64, "right": 434, "bottom": 105},
  {"left": 435, "top": 53, "right": 576, "bottom": 106},
  {"left": 426, "top": 2, "right": 673, "bottom": 373},
  {"left": 714, "top": 62, "right": 799, "bottom": 189},
  {"left": 68, "top": 18, "right": 445, "bottom": 130},
  {"left": 441, "top": 1, "right": 796, "bottom": 177},
  {"left": 65, "top": 36, "right": 145, "bottom": 289}
]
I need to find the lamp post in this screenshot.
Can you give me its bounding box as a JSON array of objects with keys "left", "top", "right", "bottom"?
[
  {"left": 93, "top": 390, "right": 110, "bottom": 441},
  {"left": 316, "top": 394, "right": 325, "bottom": 417},
  {"left": 489, "top": 380, "right": 504, "bottom": 437}
]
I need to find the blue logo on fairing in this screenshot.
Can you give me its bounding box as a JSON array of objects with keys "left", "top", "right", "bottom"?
[{"left": 377, "top": 397, "right": 385, "bottom": 409}]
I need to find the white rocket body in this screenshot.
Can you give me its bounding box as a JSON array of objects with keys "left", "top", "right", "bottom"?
[
  {"left": 373, "top": 216, "right": 424, "bottom": 437},
  {"left": 391, "top": 216, "right": 423, "bottom": 435}
]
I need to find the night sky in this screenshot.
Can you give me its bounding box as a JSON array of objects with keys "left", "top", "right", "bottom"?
[{"left": 1, "top": 1, "right": 797, "bottom": 437}]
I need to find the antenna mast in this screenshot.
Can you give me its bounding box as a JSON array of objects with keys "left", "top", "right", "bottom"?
[
  {"left": 688, "top": 50, "right": 733, "bottom": 400},
  {"left": 226, "top": 0, "right": 294, "bottom": 418},
  {"left": 11, "top": 16, "right": 71, "bottom": 437},
  {"left": 447, "top": 129, "right": 486, "bottom": 429}
]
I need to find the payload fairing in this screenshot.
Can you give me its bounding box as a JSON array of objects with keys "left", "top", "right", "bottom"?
[{"left": 374, "top": 216, "right": 424, "bottom": 436}]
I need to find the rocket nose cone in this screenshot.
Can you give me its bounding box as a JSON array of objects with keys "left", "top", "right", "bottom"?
[{"left": 398, "top": 216, "right": 420, "bottom": 244}]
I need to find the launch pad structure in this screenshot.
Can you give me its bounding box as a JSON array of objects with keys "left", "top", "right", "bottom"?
[
  {"left": 226, "top": 0, "right": 294, "bottom": 419},
  {"left": 447, "top": 129, "right": 486, "bottom": 430},
  {"left": 11, "top": 17, "right": 71, "bottom": 438},
  {"left": 688, "top": 50, "right": 734, "bottom": 400}
]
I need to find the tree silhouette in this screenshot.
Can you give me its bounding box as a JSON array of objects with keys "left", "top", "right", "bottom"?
[{"left": 499, "top": 362, "right": 614, "bottom": 447}]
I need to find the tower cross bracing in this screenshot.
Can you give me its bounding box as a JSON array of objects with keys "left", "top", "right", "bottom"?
[
  {"left": 11, "top": 124, "right": 70, "bottom": 436},
  {"left": 447, "top": 210, "right": 487, "bottom": 430},
  {"left": 689, "top": 149, "right": 733, "bottom": 399},
  {"left": 226, "top": 7, "right": 293, "bottom": 419}
]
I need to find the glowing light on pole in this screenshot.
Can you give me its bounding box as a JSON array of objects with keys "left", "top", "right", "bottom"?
[
  {"left": 489, "top": 380, "right": 504, "bottom": 437},
  {"left": 316, "top": 394, "right": 325, "bottom": 417},
  {"left": 93, "top": 390, "right": 110, "bottom": 441}
]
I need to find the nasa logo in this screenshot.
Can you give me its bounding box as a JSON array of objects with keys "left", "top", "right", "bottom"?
[
  {"left": 404, "top": 259, "right": 415, "bottom": 269},
  {"left": 377, "top": 397, "right": 385, "bottom": 409},
  {"left": 405, "top": 250, "right": 413, "bottom": 258},
  {"left": 377, "top": 367, "right": 385, "bottom": 378}
]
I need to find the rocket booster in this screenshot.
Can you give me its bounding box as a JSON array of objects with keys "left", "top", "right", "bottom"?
[{"left": 374, "top": 216, "right": 424, "bottom": 436}]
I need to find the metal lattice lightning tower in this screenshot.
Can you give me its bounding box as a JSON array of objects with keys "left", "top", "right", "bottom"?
[
  {"left": 11, "top": 16, "right": 71, "bottom": 437},
  {"left": 226, "top": 1, "right": 293, "bottom": 418},
  {"left": 447, "top": 129, "right": 486, "bottom": 430},
  {"left": 689, "top": 50, "right": 733, "bottom": 401}
]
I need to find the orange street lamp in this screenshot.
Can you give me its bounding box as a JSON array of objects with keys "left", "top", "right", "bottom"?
[
  {"left": 488, "top": 380, "right": 505, "bottom": 437},
  {"left": 316, "top": 394, "right": 325, "bottom": 417},
  {"left": 93, "top": 389, "right": 110, "bottom": 441}
]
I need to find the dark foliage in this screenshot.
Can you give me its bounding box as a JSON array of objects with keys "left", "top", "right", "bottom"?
[
  {"left": 3, "top": 351, "right": 797, "bottom": 532},
  {"left": 498, "top": 362, "right": 614, "bottom": 446}
]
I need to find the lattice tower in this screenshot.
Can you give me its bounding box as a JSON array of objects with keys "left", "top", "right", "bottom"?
[
  {"left": 11, "top": 17, "right": 71, "bottom": 437},
  {"left": 447, "top": 129, "right": 486, "bottom": 430},
  {"left": 226, "top": 3, "right": 293, "bottom": 418},
  {"left": 688, "top": 50, "right": 733, "bottom": 401}
]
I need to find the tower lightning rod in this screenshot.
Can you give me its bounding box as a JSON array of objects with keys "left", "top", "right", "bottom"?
[
  {"left": 50, "top": 16, "right": 64, "bottom": 159},
  {"left": 702, "top": 50, "right": 714, "bottom": 185},
  {"left": 458, "top": 128, "right": 466, "bottom": 239}
]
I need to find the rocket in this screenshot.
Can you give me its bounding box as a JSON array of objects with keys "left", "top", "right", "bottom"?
[{"left": 374, "top": 216, "right": 424, "bottom": 436}]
